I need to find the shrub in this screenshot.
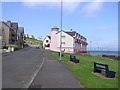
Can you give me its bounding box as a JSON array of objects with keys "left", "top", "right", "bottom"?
[
  {"left": 2, "top": 46, "right": 8, "bottom": 49},
  {"left": 17, "top": 37, "right": 24, "bottom": 48},
  {"left": 14, "top": 46, "right": 20, "bottom": 51}
]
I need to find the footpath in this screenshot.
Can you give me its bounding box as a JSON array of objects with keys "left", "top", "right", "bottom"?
[{"left": 30, "top": 50, "right": 81, "bottom": 88}]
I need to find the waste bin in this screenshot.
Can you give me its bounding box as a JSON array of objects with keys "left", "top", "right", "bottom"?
[
  {"left": 107, "top": 70, "right": 116, "bottom": 78},
  {"left": 58, "top": 52, "right": 64, "bottom": 57},
  {"left": 11, "top": 47, "right": 14, "bottom": 52},
  {"left": 8, "top": 47, "right": 11, "bottom": 52}
]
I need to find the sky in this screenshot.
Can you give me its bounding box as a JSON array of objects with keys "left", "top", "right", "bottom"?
[{"left": 1, "top": 1, "right": 118, "bottom": 51}]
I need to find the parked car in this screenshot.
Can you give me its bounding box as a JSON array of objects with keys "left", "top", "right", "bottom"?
[{"left": 36, "top": 46, "right": 39, "bottom": 49}]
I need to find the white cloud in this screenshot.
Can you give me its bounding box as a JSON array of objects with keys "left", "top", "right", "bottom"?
[
  {"left": 22, "top": 0, "right": 60, "bottom": 2},
  {"left": 63, "top": 2, "right": 81, "bottom": 13},
  {"left": 22, "top": 0, "right": 60, "bottom": 8},
  {"left": 22, "top": 0, "right": 104, "bottom": 17},
  {"left": 82, "top": 3, "right": 102, "bottom": 13},
  {"left": 80, "top": 1, "right": 104, "bottom": 17},
  {"left": 2, "top": 0, "right": 120, "bottom": 2},
  {"left": 22, "top": 1, "right": 81, "bottom": 13},
  {"left": 2, "top": 0, "right": 112, "bottom": 17},
  {"left": 23, "top": 2, "right": 39, "bottom": 7}
]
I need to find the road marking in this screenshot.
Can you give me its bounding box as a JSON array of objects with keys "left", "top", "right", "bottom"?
[{"left": 23, "top": 57, "right": 45, "bottom": 88}]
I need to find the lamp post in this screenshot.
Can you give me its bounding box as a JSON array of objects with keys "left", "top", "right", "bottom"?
[
  {"left": 90, "top": 41, "right": 92, "bottom": 51},
  {"left": 59, "top": 0, "right": 63, "bottom": 62}
]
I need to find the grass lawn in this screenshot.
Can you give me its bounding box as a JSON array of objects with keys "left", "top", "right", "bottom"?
[
  {"left": 25, "top": 37, "right": 43, "bottom": 46},
  {"left": 48, "top": 50, "right": 119, "bottom": 88}
]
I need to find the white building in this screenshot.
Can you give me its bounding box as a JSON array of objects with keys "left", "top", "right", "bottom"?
[
  {"left": 36, "top": 37, "right": 42, "bottom": 41},
  {"left": 43, "top": 35, "right": 51, "bottom": 49},
  {"left": 43, "top": 26, "right": 88, "bottom": 54}
]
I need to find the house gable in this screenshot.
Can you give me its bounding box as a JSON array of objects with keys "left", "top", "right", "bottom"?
[
  {"left": 43, "top": 35, "right": 51, "bottom": 42},
  {"left": 56, "top": 31, "right": 74, "bottom": 48}
]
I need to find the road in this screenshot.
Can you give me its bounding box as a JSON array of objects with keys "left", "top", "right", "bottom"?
[
  {"left": 2, "top": 47, "right": 44, "bottom": 88},
  {"left": 2, "top": 47, "right": 81, "bottom": 88}
]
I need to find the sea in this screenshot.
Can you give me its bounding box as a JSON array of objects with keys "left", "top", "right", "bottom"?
[{"left": 88, "top": 51, "right": 118, "bottom": 56}]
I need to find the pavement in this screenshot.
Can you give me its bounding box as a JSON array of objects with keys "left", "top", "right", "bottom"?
[
  {"left": 30, "top": 50, "right": 81, "bottom": 88},
  {"left": 2, "top": 47, "right": 81, "bottom": 88}
]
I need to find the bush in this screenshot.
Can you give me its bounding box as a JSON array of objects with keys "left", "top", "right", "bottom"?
[
  {"left": 14, "top": 47, "right": 20, "bottom": 51},
  {"left": 17, "top": 37, "right": 24, "bottom": 48},
  {"left": 2, "top": 46, "right": 8, "bottom": 49}
]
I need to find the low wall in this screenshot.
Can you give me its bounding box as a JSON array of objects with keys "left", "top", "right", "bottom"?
[{"left": 102, "top": 55, "right": 119, "bottom": 60}]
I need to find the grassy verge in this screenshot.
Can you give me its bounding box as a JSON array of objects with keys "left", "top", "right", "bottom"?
[
  {"left": 48, "top": 50, "right": 118, "bottom": 88},
  {"left": 25, "top": 37, "right": 43, "bottom": 46}
]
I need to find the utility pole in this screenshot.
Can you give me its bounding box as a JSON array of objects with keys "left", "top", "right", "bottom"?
[{"left": 60, "top": 0, "right": 63, "bottom": 62}]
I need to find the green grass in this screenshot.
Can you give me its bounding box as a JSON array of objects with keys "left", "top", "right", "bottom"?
[
  {"left": 25, "top": 37, "right": 43, "bottom": 46},
  {"left": 48, "top": 50, "right": 119, "bottom": 88}
]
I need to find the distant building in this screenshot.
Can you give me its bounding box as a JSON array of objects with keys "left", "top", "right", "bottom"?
[
  {"left": 36, "top": 37, "right": 42, "bottom": 41},
  {"left": 18, "top": 27, "right": 24, "bottom": 40},
  {"left": 29, "top": 35, "right": 34, "bottom": 39},
  {"left": 0, "top": 25, "right": 6, "bottom": 47},
  {"left": 25, "top": 34, "right": 29, "bottom": 38},
  {"left": 44, "top": 26, "right": 88, "bottom": 54},
  {"left": 0, "top": 21, "right": 25, "bottom": 47},
  {"left": 0, "top": 21, "right": 17, "bottom": 46},
  {"left": 10, "top": 21, "right": 18, "bottom": 44},
  {"left": 43, "top": 35, "right": 51, "bottom": 49}
]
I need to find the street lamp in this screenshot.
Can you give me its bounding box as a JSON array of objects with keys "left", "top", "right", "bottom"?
[
  {"left": 59, "top": 0, "right": 63, "bottom": 62},
  {"left": 90, "top": 41, "right": 92, "bottom": 51}
]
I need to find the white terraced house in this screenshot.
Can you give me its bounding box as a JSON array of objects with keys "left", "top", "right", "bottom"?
[{"left": 43, "top": 26, "right": 88, "bottom": 54}]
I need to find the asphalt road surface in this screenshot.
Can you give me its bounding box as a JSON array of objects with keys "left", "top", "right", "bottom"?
[{"left": 2, "top": 47, "right": 81, "bottom": 88}]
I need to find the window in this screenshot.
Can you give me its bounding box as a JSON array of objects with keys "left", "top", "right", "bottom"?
[
  {"left": 45, "top": 44, "right": 50, "bottom": 47},
  {"left": 61, "top": 42, "right": 65, "bottom": 44},
  {"left": 46, "top": 40, "right": 48, "bottom": 43},
  {"left": 81, "top": 36, "right": 83, "bottom": 39},
  {"left": 62, "top": 36, "right": 65, "bottom": 38}
]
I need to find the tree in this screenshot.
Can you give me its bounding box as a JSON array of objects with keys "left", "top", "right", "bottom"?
[
  {"left": 17, "top": 37, "right": 24, "bottom": 48},
  {"left": 31, "top": 35, "right": 34, "bottom": 39}
]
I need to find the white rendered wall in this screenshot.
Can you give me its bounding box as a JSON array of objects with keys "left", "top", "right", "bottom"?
[
  {"left": 50, "top": 28, "right": 59, "bottom": 52},
  {"left": 43, "top": 37, "right": 51, "bottom": 49},
  {"left": 57, "top": 31, "right": 74, "bottom": 53}
]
